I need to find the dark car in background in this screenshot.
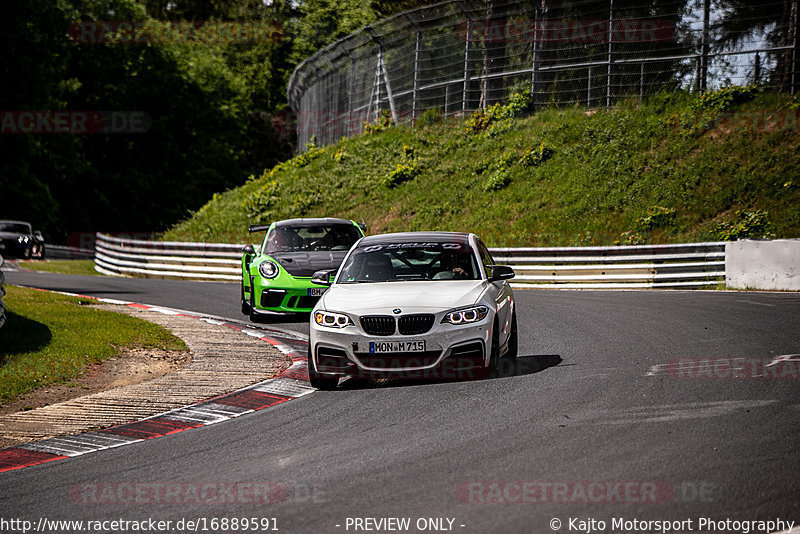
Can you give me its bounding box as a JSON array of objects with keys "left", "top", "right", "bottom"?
[{"left": 0, "top": 220, "right": 45, "bottom": 259}]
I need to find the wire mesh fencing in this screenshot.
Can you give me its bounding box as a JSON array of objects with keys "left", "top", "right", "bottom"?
[{"left": 287, "top": 0, "right": 800, "bottom": 150}]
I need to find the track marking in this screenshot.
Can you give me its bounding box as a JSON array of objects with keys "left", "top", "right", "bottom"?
[{"left": 0, "top": 290, "right": 315, "bottom": 474}]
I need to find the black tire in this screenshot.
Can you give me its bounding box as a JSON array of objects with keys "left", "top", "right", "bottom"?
[
  {"left": 307, "top": 346, "right": 338, "bottom": 390},
  {"left": 22, "top": 246, "right": 31, "bottom": 259},
  {"left": 496, "top": 311, "right": 518, "bottom": 377},
  {"left": 248, "top": 278, "right": 262, "bottom": 323},
  {"left": 506, "top": 311, "right": 518, "bottom": 360},
  {"left": 479, "top": 318, "right": 501, "bottom": 379},
  {"left": 241, "top": 281, "right": 251, "bottom": 316}
]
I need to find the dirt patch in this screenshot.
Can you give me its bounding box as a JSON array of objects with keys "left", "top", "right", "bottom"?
[{"left": 0, "top": 348, "right": 191, "bottom": 417}]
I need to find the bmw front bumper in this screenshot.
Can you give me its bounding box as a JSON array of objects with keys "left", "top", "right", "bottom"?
[{"left": 310, "top": 312, "right": 493, "bottom": 380}]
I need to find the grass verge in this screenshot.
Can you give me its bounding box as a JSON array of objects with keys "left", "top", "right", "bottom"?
[
  {"left": 19, "top": 260, "right": 99, "bottom": 276},
  {"left": 163, "top": 89, "right": 800, "bottom": 247},
  {"left": 0, "top": 286, "right": 186, "bottom": 404}
]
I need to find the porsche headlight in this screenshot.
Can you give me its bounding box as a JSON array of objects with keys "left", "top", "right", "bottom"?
[
  {"left": 442, "top": 305, "right": 489, "bottom": 325},
  {"left": 314, "top": 311, "right": 353, "bottom": 328},
  {"left": 258, "top": 260, "right": 279, "bottom": 279}
]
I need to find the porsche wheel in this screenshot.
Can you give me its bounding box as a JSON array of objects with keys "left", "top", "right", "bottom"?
[
  {"left": 241, "top": 282, "right": 251, "bottom": 316},
  {"left": 248, "top": 278, "right": 262, "bottom": 323}
]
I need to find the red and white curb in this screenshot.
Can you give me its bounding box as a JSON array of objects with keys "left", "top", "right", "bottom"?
[{"left": 0, "top": 289, "right": 313, "bottom": 474}]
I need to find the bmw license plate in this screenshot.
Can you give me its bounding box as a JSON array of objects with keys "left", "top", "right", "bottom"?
[
  {"left": 307, "top": 287, "right": 327, "bottom": 297},
  {"left": 369, "top": 340, "right": 426, "bottom": 353}
]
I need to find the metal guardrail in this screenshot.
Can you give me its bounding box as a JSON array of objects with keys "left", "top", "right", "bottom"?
[
  {"left": 492, "top": 242, "right": 726, "bottom": 289},
  {"left": 46, "top": 244, "right": 95, "bottom": 260},
  {"left": 94, "top": 233, "right": 726, "bottom": 289},
  {"left": 94, "top": 233, "right": 242, "bottom": 281}
]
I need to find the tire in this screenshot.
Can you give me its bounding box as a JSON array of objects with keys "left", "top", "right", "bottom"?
[
  {"left": 479, "top": 318, "right": 501, "bottom": 380},
  {"left": 241, "top": 281, "right": 251, "bottom": 316},
  {"left": 497, "top": 311, "right": 518, "bottom": 377},
  {"left": 505, "top": 311, "right": 518, "bottom": 360},
  {"left": 248, "top": 277, "right": 262, "bottom": 323},
  {"left": 307, "top": 346, "right": 338, "bottom": 390}
]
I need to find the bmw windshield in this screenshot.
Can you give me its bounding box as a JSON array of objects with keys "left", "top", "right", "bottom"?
[{"left": 337, "top": 242, "right": 480, "bottom": 283}]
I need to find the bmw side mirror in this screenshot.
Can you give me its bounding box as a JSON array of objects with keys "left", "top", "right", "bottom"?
[
  {"left": 311, "top": 269, "right": 336, "bottom": 286},
  {"left": 488, "top": 265, "right": 515, "bottom": 282}
]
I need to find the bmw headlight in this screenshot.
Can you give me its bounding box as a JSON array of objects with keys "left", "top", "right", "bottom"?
[
  {"left": 17, "top": 236, "right": 29, "bottom": 243},
  {"left": 314, "top": 311, "right": 353, "bottom": 328},
  {"left": 258, "top": 260, "right": 279, "bottom": 279},
  {"left": 442, "top": 305, "right": 489, "bottom": 325}
]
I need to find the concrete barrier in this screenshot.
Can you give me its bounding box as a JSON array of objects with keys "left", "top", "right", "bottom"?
[{"left": 725, "top": 239, "right": 800, "bottom": 290}]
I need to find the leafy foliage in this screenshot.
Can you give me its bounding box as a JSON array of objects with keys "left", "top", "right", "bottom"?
[
  {"left": 364, "top": 110, "right": 395, "bottom": 134},
  {"left": 464, "top": 90, "right": 530, "bottom": 134},
  {"left": 712, "top": 210, "right": 774, "bottom": 241},
  {"left": 521, "top": 142, "right": 554, "bottom": 167},
  {"left": 636, "top": 207, "right": 677, "bottom": 231},
  {"left": 384, "top": 163, "right": 420, "bottom": 188}
]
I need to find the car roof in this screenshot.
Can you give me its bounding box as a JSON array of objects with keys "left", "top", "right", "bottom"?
[
  {"left": 358, "top": 231, "right": 472, "bottom": 246},
  {"left": 274, "top": 218, "right": 355, "bottom": 227},
  {"left": 0, "top": 220, "right": 31, "bottom": 226}
]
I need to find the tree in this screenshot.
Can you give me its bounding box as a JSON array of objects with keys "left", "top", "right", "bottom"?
[{"left": 712, "top": 0, "right": 797, "bottom": 90}]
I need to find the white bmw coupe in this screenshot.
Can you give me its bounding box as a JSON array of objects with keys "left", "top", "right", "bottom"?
[{"left": 307, "top": 231, "right": 517, "bottom": 389}]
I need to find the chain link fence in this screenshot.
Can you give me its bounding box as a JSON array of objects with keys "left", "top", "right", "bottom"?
[{"left": 287, "top": 0, "right": 799, "bottom": 150}]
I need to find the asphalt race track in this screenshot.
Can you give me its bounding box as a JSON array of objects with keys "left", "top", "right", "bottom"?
[{"left": 2, "top": 270, "right": 799, "bottom": 533}]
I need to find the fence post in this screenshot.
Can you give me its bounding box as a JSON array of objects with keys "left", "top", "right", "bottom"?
[
  {"left": 344, "top": 50, "right": 356, "bottom": 137},
  {"left": 406, "top": 13, "right": 423, "bottom": 123},
  {"left": 455, "top": 0, "right": 472, "bottom": 113},
  {"left": 531, "top": 6, "right": 540, "bottom": 108},
  {"left": 366, "top": 26, "right": 399, "bottom": 124},
  {"left": 606, "top": 0, "right": 614, "bottom": 109},
  {"left": 792, "top": 0, "right": 798, "bottom": 94},
  {"left": 700, "top": 0, "right": 710, "bottom": 94},
  {"left": 639, "top": 62, "right": 645, "bottom": 100},
  {"left": 588, "top": 66, "right": 593, "bottom": 106}
]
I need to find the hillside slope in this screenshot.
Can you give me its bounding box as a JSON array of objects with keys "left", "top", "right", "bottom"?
[{"left": 163, "top": 90, "right": 800, "bottom": 247}]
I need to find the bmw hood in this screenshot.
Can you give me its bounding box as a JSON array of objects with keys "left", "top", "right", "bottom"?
[
  {"left": 269, "top": 251, "right": 348, "bottom": 277},
  {"left": 319, "top": 280, "right": 487, "bottom": 314}
]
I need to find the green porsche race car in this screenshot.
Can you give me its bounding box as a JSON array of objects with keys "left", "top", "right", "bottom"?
[{"left": 241, "top": 218, "right": 365, "bottom": 321}]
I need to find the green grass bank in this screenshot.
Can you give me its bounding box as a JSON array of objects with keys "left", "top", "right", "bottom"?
[
  {"left": 0, "top": 287, "right": 186, "bottom": 403},
  {"left": 163, "top": 90, "right": 800, "bottom": 247}
]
